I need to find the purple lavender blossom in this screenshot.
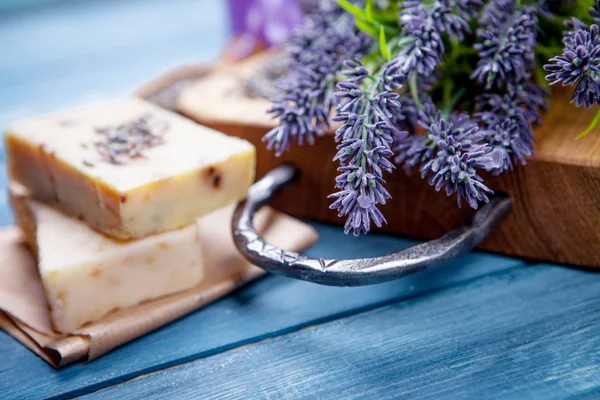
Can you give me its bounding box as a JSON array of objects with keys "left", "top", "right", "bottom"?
[
  {"left": 263, "top": 89, "right": 323, "bottom": 154},
  {"left": 393, "top": 95, "right": 437, "bottom": 172},
  {"left": 475, "top": 90, "right": 538, "bottom": 140},
  {"left": 263, "top": 3, "right": 372, "bottom": 155},
  {"left": 393, "top": 94, "right": 421, "bottom": 134},
  {"left": 401, "top": 1, "right": 476, "bottom": 40},
  {"left": 394, "top": 100, "right": 495, "bottom": 209},
  {"left": 446, "top": 0, "right": 483, "bottom": 18},
  {"left": 380, "top": 1, "right": 474, "bottom": 92},
  {"left": 471, "top": 2, "right": 538, "bottom": 89},
  {"left": 394, "top": 134, "right": 434, "bottom": 174},
  {"left": 420, "top": 116, "right": 494, "bottom": 209},
  {"left": 379, "top": 60, "right": 408, "bottom": 91},
  {"left": 564, "top": 17, "right": 589, "bottom": 36},
  {"left": 469, "top": 1, "right": 543, "bottom": 175},
  {"left": 261, "top": 0, "right": 554, "bottom": 236},
  {"left": 483, "top": 118, "right": 533, "bottom": 174},
  {"left": 473, "top": 80, "right": 546, "bottom": 174},
  {"left": 329, "top": 60, "right": 408, "bottom": 236},
  {"left": 228, "top": 0, "right": 305, "bottom": 58},
  {"left": 545, "top": 25, "right": 600, "bottom": 107},
  {"left": 396, "top": 4, "right": 445, "bottom": 77},
  {"left": 591, "top": 0, "right": 600, "bottom": 24}
]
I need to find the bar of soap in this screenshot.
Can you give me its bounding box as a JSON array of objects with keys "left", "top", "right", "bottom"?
[
  {"left": 10, "top": 185, "right": 205, "bottom": 333},
  {"left": 5, "top": 97, "right": 256, "bottom": 239}
]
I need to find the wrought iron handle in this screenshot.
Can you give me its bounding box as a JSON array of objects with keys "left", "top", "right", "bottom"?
[{"left": 232, "top": 164, "right": 512, "bottom": 287}]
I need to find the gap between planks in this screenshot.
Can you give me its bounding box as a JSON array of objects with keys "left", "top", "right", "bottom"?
[
  {"left": 71, "top": 264, "right": 530, "bottom": 400},
  {"left": 77, "top": 264, "right": 600, "bottom": 400}
]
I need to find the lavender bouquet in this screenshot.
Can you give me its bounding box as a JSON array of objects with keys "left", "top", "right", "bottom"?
[{"left": 262, "top": 0, "right": 600, "bottom": 236}]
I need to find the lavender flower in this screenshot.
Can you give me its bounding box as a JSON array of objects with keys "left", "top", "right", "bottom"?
[
  {"left": 482, "top": 117, "right": 533, "bottom": 174},
  {"left": 564, "top": 17, "right": 589, "bottom": 41},
  {"left": 545, "top": 25, "right": 600, "bottom": 107},
  {"left": 474, "top": 78, "right": 548, "bottom": 174},
  {"left": 259, "top": 0, "right": 561, "bottom": 236},
  {"left": 263, "top": 89, "right": 322, "bottom": 153},
  {"left": 395, "top": 4, "right": 445, "bottom": 78},
  {"left": 392, "top": 94, "right": 421, "bottom": 134},
  {"left": 471, "top": 2, "right": 538, "bottom": 89},
  {"left": 263, "top": 3, "right": 372, "bottom": 155},
  {"left": 393, "top": 95, "right": 438, "bottom": 172},
  {"left": 591, "top": 0, "right": 600, "bottom": 24},
  {"left": 469, "top": 1, "right": 544, "bottom": 175},
  {"left": 447, "top": 0, "right": 483, "bottom": 19},
  {"left": 476, "top": 91, "right": 538, "bottom": 138},
  {"left": 401, "top": 1, "right": 469, "bottom": 41},
  {"left": 329, "top": 60, "right": 407, "bottom": 235},
  {"left": 420, "top": 115, "right": 494, "bottom": 209},
  {"left": 380, "top": 1, "right": 474, "bottom": 92},
  {"left": 227, "top": 0, "right": 305, "bottom": 58},
  {"left": 394, "top": 134, "right": 434, "bottom": 174}
]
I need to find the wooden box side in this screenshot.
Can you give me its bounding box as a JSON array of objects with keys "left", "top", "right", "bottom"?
[{"left": 138, "top": 55, "right": 600, "bottom": 269}]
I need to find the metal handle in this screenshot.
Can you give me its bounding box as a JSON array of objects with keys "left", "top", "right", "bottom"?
[{"left": 232, "top": 165, "right": 512, "bottom": 287}]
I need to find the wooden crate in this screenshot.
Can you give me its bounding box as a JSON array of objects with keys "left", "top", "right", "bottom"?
[{"left": 137, "top": 53, "right": 600, "bottom": 269}]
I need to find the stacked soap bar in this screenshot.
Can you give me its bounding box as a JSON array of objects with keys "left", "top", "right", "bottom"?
[
  {"left": 10, "top": 183, "right": 206, "bottom": 333},
  {"left": 6, "top": 97, "right": 256, "bottom": 239},
  {"left": 5, "top": 97, "right": 256, "bottom": 333}
]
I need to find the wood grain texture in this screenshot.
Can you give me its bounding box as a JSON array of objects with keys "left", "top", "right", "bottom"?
[
  {"left": 80, "top": 265, "right": 600, "bottom": 400},
  {"left": 174, "top": 55, "right": 600, "bottom": 269},
  {"left": 0, "top": 2, "right": 597, "bottom": 399},
  {"left": 0, "top": 223, "right": 523, "bottom": 400}
]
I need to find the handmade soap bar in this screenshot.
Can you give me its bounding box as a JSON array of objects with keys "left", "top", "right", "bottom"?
[
  {"left": 5, "top": 97, "right": 256, "bottom": 239},
  {"left": 10, "top": 185, "right": 206, "bottom": 333}
]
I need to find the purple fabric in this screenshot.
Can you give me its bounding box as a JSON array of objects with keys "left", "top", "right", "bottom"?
[{"left": 228, "top": 0, "right": 304, "bottom": 57}]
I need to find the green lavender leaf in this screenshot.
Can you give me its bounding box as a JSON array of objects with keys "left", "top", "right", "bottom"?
[
  {"left": 379, "top": 26, "right": 391, "bottom": 61},
  {"left": 355, "top": 17, "right": 379, "bottom": 37},
  {"left": 338, "top": 0, "right": 367, "bottom": 20},
  {"left": 409, "top": 73, "right": 423, "bottom": 111},
  {"left": 365, "top": 0, "right": 374, "bottom": 21},
  {"left": 577, "top": 107, "right": 600, "bottom": 139},
  {"left": 441, "top": 88, "right": 466, "bottom": 119}
]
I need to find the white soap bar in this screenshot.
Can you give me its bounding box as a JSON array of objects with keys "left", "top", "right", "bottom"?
[
  {"left": 5, "top": 97, "right": 256, "bottom": 239},
  {"left": 11, "top": 186, "right": 205, "bottom": 333}
]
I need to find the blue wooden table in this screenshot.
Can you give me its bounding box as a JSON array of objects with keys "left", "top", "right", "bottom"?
[{"left": 0, "top": 1, "right": 598, "bottom": 399}]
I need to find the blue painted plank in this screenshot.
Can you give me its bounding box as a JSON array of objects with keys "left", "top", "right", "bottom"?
[
  {"left": 0, "top": 0, "right": 228, "bottom": 159},
  {"left": 0, "top": 0, "right": 227, "bottom": 77},
  {"left": 0, "top": 2, "right": 573, "bottom": 400},
  {"left": 0, "top": 0, "right": 228, "bottom": 224},
  {"left": 81, "top": 265, "right": 600, "bottom": 400},
  {"left": 0, "top": 225, "right": 525, "bottom": 400}
]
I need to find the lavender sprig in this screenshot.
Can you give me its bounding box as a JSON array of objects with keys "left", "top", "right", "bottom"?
[
  {"left": 420, "top": 113, "right": 494, "bottom": 209},
  {"left": 545, "top": 25, "right": 600, "bottom": 107},
  {"left": 263, "top": 2, "right": 372, "bottom": 156},
  {"left": 393, "top": 95, "right": 437, "bottom": 173},
  {"left": 474, "top": 80, "right": 547, "bottom": 174},
  {"left": 329, "top": 60, "right": 407, "bottom": 236},
  {"left": 470, "top": 1, "right": 544, "bottom": 174},
  {"left": 592, "top": 0, "right": 600, "bottom": 24},
  {"left": 259, "top": 0, "right": 570, "bottom": 236},
  {"left": 471, "top": 1, "right": 538, "bottom": 89}
]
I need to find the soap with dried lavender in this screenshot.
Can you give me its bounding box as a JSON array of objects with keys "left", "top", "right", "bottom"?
[{"left": 5, "top": 97, "right": 256, "bottom": 239}]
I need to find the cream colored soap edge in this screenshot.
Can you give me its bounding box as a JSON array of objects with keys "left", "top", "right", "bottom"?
[
  {"left": 10, "top": 186, "right": 205, "bottom": 333},
  {"left": 5, "top": 97, "right": 257, "bottom": 240},
  {"left": 121, "top": 147, "right": 256, "bottom": 239}
]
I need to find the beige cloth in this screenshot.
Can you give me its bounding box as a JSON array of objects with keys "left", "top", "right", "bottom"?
[{"left": 0, "top": 206, "right": 318, "bottom": 368}]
